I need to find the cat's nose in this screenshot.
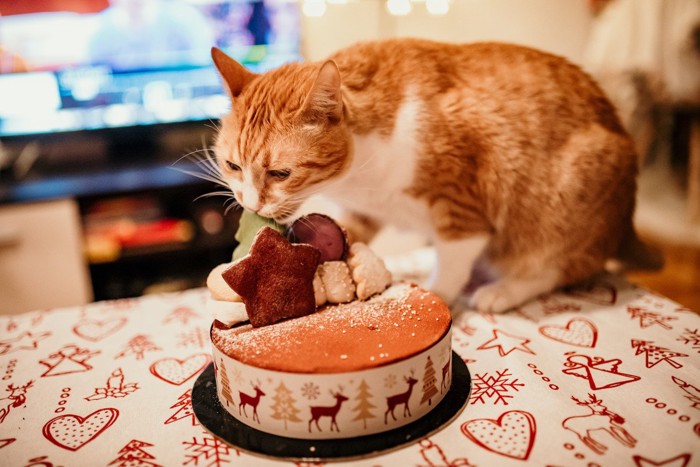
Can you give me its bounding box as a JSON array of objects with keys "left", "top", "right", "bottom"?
[{"left": 240, "top": 187, "right": 262, "bottom": 212}]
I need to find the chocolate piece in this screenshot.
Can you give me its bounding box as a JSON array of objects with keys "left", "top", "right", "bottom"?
[
  {"left": 222, "top": 227, "right": 321, "bottom": 327},
  {"left": 232, "top": 210, "right": 285, "bottom": 261},
  {"left": 287, "top": 213, "right": 349, "bottom": 262}
]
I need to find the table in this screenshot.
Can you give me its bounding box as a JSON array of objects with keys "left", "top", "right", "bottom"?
[{"left": 1, "top": 272, "right": 698, "bottom": 466}]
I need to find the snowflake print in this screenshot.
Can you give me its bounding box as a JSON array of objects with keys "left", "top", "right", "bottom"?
[
  {"left": 301, "top": 382, "right": 320, "bottom": 400},
  {"left": 470, "top": 369, "right": 524, "bottom": 405},
  {"left": 678, "top": 329, "right": 700, "bottom": 353},
  {"left": 384, "top": 374, "right": 397, "bottom": 388},
  {"left": 231, "top": 367, "right": 243, "bottom": 384}
]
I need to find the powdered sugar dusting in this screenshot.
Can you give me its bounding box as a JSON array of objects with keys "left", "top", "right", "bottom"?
[{"left": 211, "top": 283, "right": 451, "bottom": 373}]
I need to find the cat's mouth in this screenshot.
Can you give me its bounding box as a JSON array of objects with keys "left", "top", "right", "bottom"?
[
  {"left": 259, "top": 203, "right": 303, "bottom": 225},
  {"left": 271, "top": 210, "right": 301, "bottom": 225}
]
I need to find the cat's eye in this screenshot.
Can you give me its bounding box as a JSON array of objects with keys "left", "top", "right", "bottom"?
[
  {"left": 268, "top": 169, "right": 291, "bottom": 181},
  {"left": 226, "top": 161, "right": 241, "bottom": 172}
]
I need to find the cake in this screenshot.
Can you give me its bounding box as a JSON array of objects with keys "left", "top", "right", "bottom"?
[{"left": 206, "top": 213, "right": 453, "bottom": 440}]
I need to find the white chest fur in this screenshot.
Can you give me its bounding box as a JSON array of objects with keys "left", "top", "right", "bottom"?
[{"left": 324, "top": 96, "right": 433, "bottom": 236}]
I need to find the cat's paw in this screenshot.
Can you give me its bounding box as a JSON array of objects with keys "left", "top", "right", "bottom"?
[
  {"left": 469, "top": 282, "right": 516, "bottom": 313},
  {"left": 470, "top": 274, "right": 558, "bottom": 313}
]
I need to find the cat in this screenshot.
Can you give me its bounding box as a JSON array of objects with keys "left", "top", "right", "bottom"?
[{"left": 208, "top": 38, "right": 661, "bottom": 313}]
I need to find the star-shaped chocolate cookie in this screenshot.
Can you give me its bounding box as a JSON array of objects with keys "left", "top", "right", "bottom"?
[{"left": 222, "top": 227, "right": 321, "bottom": 327}]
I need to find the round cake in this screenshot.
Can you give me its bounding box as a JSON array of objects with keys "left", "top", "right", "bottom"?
[{"left": 210, "top": 282, "right": 453, "bottom": 439}]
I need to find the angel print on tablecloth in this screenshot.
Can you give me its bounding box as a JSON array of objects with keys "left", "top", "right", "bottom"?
[{"left": 562, "top": 352, "right": 640, "bottom": 390}]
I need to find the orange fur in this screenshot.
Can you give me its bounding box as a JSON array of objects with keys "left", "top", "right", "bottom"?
[{"left": 211, "top": 38, "right": 659, "bottom": 312}]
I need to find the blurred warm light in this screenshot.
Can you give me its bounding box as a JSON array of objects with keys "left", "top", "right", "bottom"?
[
  {"left": 426, "top": 0, "right": 449, "bottom": 15},
  {"left": 386, "top": 0, "right": 412, "bottom": 16},
  {"left": 302, "top": 0, "right": 326, "bottom": 17}
]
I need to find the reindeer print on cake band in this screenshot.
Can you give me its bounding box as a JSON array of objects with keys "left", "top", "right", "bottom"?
[
  {"left": 309, "top": 388, "right": 348, "bottom": 433},
  {"left": 239, "top": 381, "right": 265, "bottom": 424}
]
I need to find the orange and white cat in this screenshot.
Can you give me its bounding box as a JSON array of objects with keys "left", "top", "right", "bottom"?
[{"left": 209, "top": 38, "right": 659, "bottom": 313}]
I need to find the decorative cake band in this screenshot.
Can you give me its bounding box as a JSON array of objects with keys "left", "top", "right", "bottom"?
[{"left": 211, "top": 329, "right": 453, "bottom": 440}]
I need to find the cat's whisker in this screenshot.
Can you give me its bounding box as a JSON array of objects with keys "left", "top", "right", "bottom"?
[
  {"left": 224, "top": 199, "right": 241, "bottom": 216},
  {"left": 172, "top": 167, "right": 229, "bottom": 189},
  {"left": 194, "top": 190, "right": 235, "bottom": 202}
]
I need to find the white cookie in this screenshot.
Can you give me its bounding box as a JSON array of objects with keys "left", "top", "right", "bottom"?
[
  {"left": 347, "top": 242, "right": 392, "bottom": 300},
  {"left": 318, "top": 261, "right": 356, "bottom": 304},
  {"left": 206, "top": 298, "right": 248, "bottom": 326},
  {"left": 313, "top": 270, "right": 328, "bottom": 307},
  {"left": 207, "top": 263, "right": 241, "bottom": 302}
]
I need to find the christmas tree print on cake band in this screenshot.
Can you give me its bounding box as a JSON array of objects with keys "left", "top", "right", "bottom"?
[
  {"left": 216, "top": 359, "right": 235, "bottom": 408},
  {"left": 42, "top": 408, "right": 119, "bottom": 451},
  {"left": 239, "top": 381, "right": 266, "bottom": 424},
  {"left": 210, "top": 327, "right": 452, "bottom": 438},
  {"left": 309, "top": 388, "right": 348, "bottom": 433},
  {"left": 461, "top": 410, "right": 536, "bottom": 460},
  {"left": 270, "top": 382, "right": 302, "bottom": 429},
  {"left": 352, "top": 380, "right": 376, "bottom": 429},
  {"left": 420, "top": 356, "right": 439, "bottom": 406},
  {"left": 562, "top": 353, "right": 640, "bottom": 390},
  {"left": 562, "top": 393, "right": 636, "bottom": 455}
]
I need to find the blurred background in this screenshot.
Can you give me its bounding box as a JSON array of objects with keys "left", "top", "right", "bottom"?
[{"left": 0, "top": 0, "right": 698, "bottom": 314}]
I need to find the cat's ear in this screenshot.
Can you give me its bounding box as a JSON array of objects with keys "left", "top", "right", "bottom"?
[
  {"left": 301, "top": 60, "right": 343, "bottom": 124},
  {"left": 211, "top": 47, "right": 255, "bottom": 98}
]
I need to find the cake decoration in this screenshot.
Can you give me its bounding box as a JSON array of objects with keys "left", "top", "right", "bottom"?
[
  {"left": 222, "top": 227, "right": 321, "bottom": 327},
  {"left": 317, "top": 261, "right": 356, "bottom": 304},
  {"left": 232, "top": 210, "right": 285, "bottom": 261},
  {"left": 203, "top": 212, "right": 456, "bottom": 443},
  {"left": 347, "top": 242, "right": 393, "bottom": 300},
  {"left": 287, "top": 213, "right": 349, "bottom": 262},
  {"left": 206, "top": 263, "right": 240, "bottom": 302},
  {"left": 209, "top": 283, "right": 454, "bottom": 439}
]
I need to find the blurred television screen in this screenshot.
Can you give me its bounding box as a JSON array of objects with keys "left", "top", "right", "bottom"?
[{"left": 0, "top": 0, "right": 301, "bottom": 138}]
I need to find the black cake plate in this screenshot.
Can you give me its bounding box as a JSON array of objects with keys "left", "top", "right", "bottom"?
[{"left": 192, "top": 351, "right": 471, "bottom": 462}]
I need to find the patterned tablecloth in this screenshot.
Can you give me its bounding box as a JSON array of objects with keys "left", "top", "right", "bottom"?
[{"left": 0, "top": 271, "right": 698, "bottom": 466}]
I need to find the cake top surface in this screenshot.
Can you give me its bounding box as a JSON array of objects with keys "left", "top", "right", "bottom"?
[{"left": 211, "top": 283, "right": 452, "bottom": 373}]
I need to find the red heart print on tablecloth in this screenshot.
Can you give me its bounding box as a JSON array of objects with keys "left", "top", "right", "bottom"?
[
  {"left": 568, "top": 282, "right": 616, "bottom": 305},
  {"left": 73, "top": 317, "right": 127, "bottom": 342},
  {"left": 149, "top": 354, "right": 210, "bottom": 385},
  {"left": 461, "top": 410, "right": 536, "bottom": 460},
  {"left": 539, "top": 318, "right": 598, "bottom": 348},
  {"left": 42, "top": 408, "right": 119, "bottom": 451}
]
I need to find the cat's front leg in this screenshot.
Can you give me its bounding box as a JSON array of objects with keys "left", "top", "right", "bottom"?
[{"left": 427, "top": 234, "right": 490, "bottom": 305}]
